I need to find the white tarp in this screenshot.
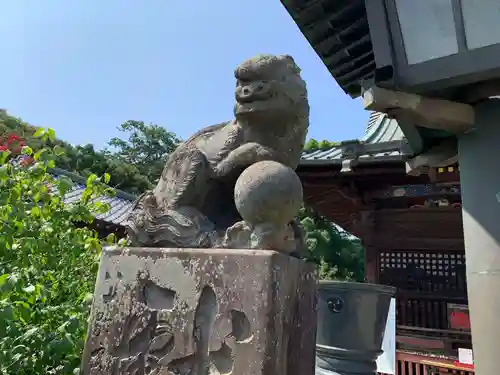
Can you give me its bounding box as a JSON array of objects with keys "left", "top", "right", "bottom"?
[{"left": 376, "top": 298, "right": 396, "bottom": 374}]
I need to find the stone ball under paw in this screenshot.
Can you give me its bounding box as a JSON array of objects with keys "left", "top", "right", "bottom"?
[{"left": 234, "top": 160, "right": 303, "bottom": 226}]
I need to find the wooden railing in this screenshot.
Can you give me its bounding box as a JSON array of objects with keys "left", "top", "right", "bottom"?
[
  {"left": 378, "top": 350, "right": 474, "bottom": 375},
  {"left": 378, "top": 247, "right": 471, "bottom": 356}
]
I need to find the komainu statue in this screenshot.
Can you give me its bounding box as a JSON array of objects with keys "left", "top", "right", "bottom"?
[{"left": 125, "top": 54, "right": 309, "bottom": 256}]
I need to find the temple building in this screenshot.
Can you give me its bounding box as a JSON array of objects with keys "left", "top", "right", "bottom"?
[
  {"left": 60, "top": 111, "right": 470, "bottom": 373},
  {"left": 298, "top": 112, "right": 470, "bottom": 374}
]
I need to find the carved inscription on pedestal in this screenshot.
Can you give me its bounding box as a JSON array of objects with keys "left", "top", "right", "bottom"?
[{"left": 81, "top": 247, "right": 316, "bottom": 375}]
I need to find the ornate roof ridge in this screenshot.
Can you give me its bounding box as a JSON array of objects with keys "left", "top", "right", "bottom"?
[{"left": 300, "top": 112, "right": 407, "bottom": 163}]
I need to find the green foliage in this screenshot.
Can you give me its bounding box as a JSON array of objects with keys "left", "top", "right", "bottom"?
[
  {"left": 107, "top": 120, "right": 181, "bottom": 184},
  {"left": 0, "top": 111, "right": 153, "bottom": 195},
  {"left": 301, "top": 138, "right": 364, "bottom": 280},
  {"left": 304, "top": 138, "right": 340, "bottom": 151},
  {"left": 0, "top": 132, "right": 117, "bottom": 374},
  {"left": 62, "top": 143, "right": 151, "bottom": 195},
  {"left": 300, "top": 207, "right": 364, "bottom": 281},
  {"left": 0, "top": 109, "right": 365, "bottom": 374}
]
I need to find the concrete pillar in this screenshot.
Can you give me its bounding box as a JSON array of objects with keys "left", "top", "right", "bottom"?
[
  {"left": 458, "top": 98, "right": 500, "bottom": 375},
  {"left": 81, "top": 247, "right": 317, "bottom": 375}
]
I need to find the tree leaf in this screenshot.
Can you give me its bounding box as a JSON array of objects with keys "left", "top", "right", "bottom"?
[
  {"left": 0, "top": 150, "right": 11, "bottom": 165},
  {"left": 47, "top": 128, "right": 56, "bottom": 142},
  {"left": 21, "top": 146, "right": 33, "bottom": 156},
  {"left": 33, "top": 128, "right": 46, "bottom": 138},
  {"left": 22, "top": 285, "right": 36, "bottom": 293},
  {"left": 53, "top": 145, "right": 66, "bottom": 156},
  {"left": 103, "top": 173, "right": 111, "bottom": 184},
  {"left": 86, "top": 174, "right": 97, "bottom": 186}
]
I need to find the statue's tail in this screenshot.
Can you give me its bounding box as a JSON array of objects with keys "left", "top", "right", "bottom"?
[{"left": 125, "top": 192, "right": 216, "bottom": 248}]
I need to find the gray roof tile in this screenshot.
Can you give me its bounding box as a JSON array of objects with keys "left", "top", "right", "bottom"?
[
  {"left": 300, "top": 112, "right": 407, "bottom": 164},
  {"left": 29, "top": 112, "right": 403, "bottom": 225},
  {"left": 48, "top": 168, "right": 136, "bottom": 226}
]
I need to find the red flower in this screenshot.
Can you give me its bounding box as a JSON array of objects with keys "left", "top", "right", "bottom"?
[
  {"left": 6, "top": 134, "right": 22, "bottom": 143},
  {"left": 0, "top": 133, "right": 27, "bottom": 154}
]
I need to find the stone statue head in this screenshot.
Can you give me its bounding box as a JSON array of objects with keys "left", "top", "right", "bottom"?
[{"left": 233, "top": 54, "right": 309, "bottom": 123}]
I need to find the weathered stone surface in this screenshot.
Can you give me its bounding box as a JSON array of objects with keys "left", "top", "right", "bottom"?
[
  {"left": 125, "top": 54, "right": 309, "bottom": 255},
  {"left": 81, "top": 247, "right": 317, "bottom": 375},
  {"left": 221, "top": 220, "right": 298, "bottom": 255},
  {"left": 220, "top": 160, "right": 304, "bottom": 254},
  {"left": 234, "top": 160, "right": 303, "bottom": 227}
]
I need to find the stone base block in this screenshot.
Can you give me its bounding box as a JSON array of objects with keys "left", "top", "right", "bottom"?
[{"left": 81, "top": 247, "right": 317, "bottom": 375}]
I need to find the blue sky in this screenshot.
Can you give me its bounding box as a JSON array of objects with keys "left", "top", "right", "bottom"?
[{"left": 0, "top": 0, "right": 369, "bottom": 149}]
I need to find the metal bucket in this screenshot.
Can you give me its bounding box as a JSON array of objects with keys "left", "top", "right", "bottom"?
[{"left": 315, "top": 280, "right": 396, "bottom": 375}]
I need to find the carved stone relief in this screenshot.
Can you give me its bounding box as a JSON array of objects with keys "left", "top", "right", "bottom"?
[
  {"left": 81, "top": 247, "right": 317, "bottom": 375},
  {"left": 82, "top": 54, "right": 316, "bottom": 375},
  {"left": 125, "top": 54, "right": 310, "bottom": 256}
]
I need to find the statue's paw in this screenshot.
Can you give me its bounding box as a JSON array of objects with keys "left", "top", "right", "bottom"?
[
  {"left": 250, "top": 223, "right": 298, "bottom": 255},
  {"left": 221, "top": 221, "right": 252, "bottom": 249},
  {"left": 214, "top": 161, "right": 233, "bottom": 178}
]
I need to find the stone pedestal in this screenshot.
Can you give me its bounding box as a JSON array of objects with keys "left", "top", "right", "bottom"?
[
  {"left": 81, "top": 247, "right": 317, "bottom": 375},
  {"left": 315, "top": 281, "right": 396, "bottom": 375}
]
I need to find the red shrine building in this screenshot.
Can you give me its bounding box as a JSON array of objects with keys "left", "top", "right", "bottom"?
[
  {"left": 13, "top": 110, "right": 470, "bottom": 374},
  {"left": 298, "top": 112, "right": 472, "bottom": 374}
]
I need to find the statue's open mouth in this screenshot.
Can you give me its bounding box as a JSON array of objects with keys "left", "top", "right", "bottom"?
[
  {"left": 126, "top": 54, "right": 308, "bottom": 253},
  {"left": 236, "top": 95, "right": 281, "bottom": 108},
  {"left": 238, "top": 100, "right": 267, "bottom": 108},
  {"left": 236, "top": 94, "right": 271, "bottom": 103}
]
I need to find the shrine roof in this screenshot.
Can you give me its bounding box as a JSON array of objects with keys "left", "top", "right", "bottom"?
[
  {"left": 38, "top": 112, "right": 409, "bottom": 226},
  {"left": 49, "top": 167, "right": 135, "bottom": 226},
  {"left": 279, "top": 0, "right": 374, "bottom": 98},
  {"left": 300, "top": 112, "right": 411, "bottom": 166}
]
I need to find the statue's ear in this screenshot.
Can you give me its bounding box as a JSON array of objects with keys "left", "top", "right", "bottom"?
[{"left": 280, "top": 55, "right": 301, "bottom": 74}]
